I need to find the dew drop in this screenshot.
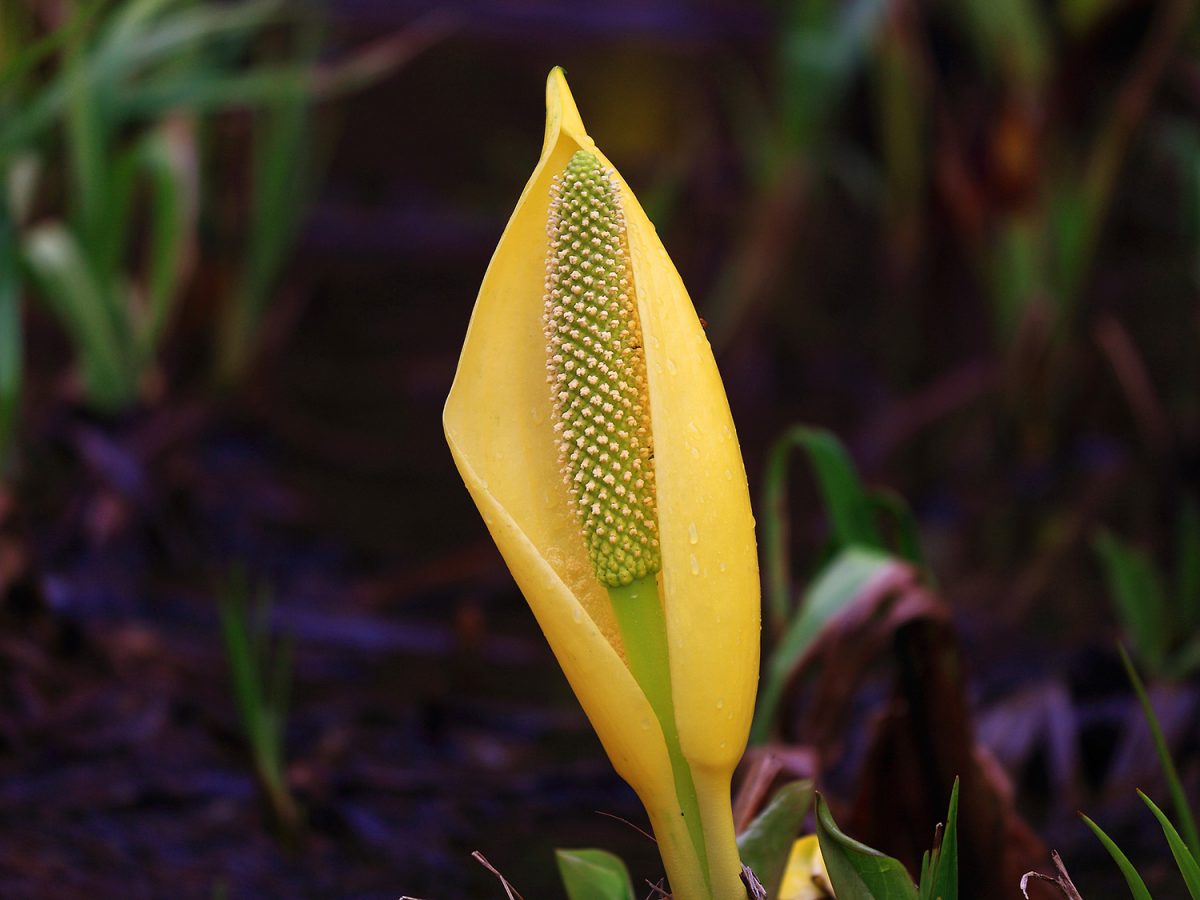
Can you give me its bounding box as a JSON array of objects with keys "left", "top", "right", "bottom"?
[
  {"left": 687, "top": 523, "right": 698, "bottom": 545},
  {"left": 690, "top": 446, "right": 700, "bottom": 459},
  {"left": 531, "top": 405, "right": 545, "bottom": 424},
  {"left": 716, "top": 699, "right": 725, "bottom": 710},
  {"left": 690, "top": 554, "right": 700, "bottom": 576},
  {"left": 666, "top": 358, "right": 678, "bottom": 375},
  {"left": 719, "top": 562, "right": 727, "bottom": 573},
  {"left": 723, "top": 468, "right": 732, "bottom": 480},
  {"left": 573, "top": 607, "right": 583, "bottom": 624}
]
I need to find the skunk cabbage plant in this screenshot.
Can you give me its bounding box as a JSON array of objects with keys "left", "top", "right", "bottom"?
[{"left": 445, "top": 68, "right": 759, "bottom": 900}]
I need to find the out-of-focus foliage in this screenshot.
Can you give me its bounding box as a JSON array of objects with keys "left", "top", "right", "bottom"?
[
  {"left": 0, "top": 0, "right": 317, "bottom": 418},
  {"left": 814, "top": 780, "right": 959, "bottom": 899},
  {"left": 1077, "top": 650, "right": 1200, "bottom": 898},
  {"left": 1094, "top": 504, "right": 1200, "bottom": 679},
  {"left": 753, "top": 425, "right": 925, "bottom": 743},
  {"left": 737, "top": 780, "right": 816, "bottom": 896},
  {"left": 218, "top": 568, "right": 300, "bottom": 841}
]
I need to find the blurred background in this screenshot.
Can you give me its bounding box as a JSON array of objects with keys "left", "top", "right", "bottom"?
[{"left": 2, "top": 0, "right": 1200, "bottom": 897}]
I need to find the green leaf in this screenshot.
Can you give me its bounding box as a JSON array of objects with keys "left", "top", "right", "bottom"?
[
  {"left": 1080, "top": 813, "right": 1152, "bottom": 900},
  {"left": 1095, "top": 532, "right": 1168, "bottom": 674},
  {"left": 1139, "top": 791, "right": 1200, "bottom": 899},
  {"left": 133, "top": 122, "right": 193, "bottom": 364},
  {"left": 869, "top": 487, "right": 927, "bottom": 570},
  {"left": 555, "top": 849, "right": 636, "bottom": 900},
  {"left": 0, "top": 210, "right": 21, "bottom": 469},
  {"left": 816, "top": 794, "right": 919, "bottom": 900},
  {"left": 1121, "top": 646, "right": 1200, "bottom": 857},
  {"left": 920, "top": 778, "right": 958, "bottom": 900},
  {"left": 778, "top": 0, "right": 886, "bottom": 152},
  {"left": 218, "top": 28, "right": 316, "bottom": 384},
  {"left": 737, "top": 780, "right": 815, "bottom": 897},
  {"left": 23, "top": 224, "right": 136, "bottom": 411},
  {"left": 752, "top": 547, "right": 894, "bottom": 744},
  {"left": 761, "top": 425, "right": 882, "bottom": 633}
]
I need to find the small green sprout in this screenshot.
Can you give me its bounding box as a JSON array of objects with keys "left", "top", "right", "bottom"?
[{"left": 218, "top": 567, "right": 302, "bottom": 841}]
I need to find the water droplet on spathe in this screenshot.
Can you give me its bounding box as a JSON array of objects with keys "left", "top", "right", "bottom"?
[
  {"left": 719, "top": 562, "right": 728, "bottom": 573},
  {"left": 688, "top": 523, "right": 698, "bottom": 545},
  {"left": 666, "top": 358, "right": 678, "bottom": 375},
  {"left": 690, "top": 554, "right": 700, "bottom": 575},
  {"left": 690, "top": 446, "right": 700, "bottom": 459}
]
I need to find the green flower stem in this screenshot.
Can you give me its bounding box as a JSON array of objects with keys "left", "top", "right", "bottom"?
[{"left": 609, "top": 574, "right": 713, "bottom": 899}]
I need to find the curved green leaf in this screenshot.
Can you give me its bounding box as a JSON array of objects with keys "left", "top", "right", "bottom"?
[
  {"left": 1139, "top": 792, "right": 1200, "bottom": 899},
  {"left": 737, "top": 780, "right": 815, "bottom": 897},
  {"left": 1080, "top": 813, "right": 1152, "bottom": 900},
  {"left": 816, "top": 794, "right": 918, "bottom": 900},
  {"left": 555, "top": 849, "right": 636, "bottom": 900}
]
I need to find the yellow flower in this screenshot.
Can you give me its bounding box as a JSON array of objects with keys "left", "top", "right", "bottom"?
[
  {"left": 778, "top": 836, "right": 835, "bottom": 899},
  {"left": 444, "top": 67, "right": 759, "bottom": 900}
]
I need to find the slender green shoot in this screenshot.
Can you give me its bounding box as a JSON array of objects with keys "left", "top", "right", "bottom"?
[
  {"left": 1119, "top": 644, "right": 1200, "bottom": 857},
  {"left": 218, "top": 567, "right": 302, "bottom": 841},
  {"left": 0, "top": 205, "right": 20, "bottom": 472},
  {"left": 1079, "top": 813, "right": 1152, "bottom": 900},
  {"left": 1139, "top": 791, "right": 1200, "bottom": 898}
]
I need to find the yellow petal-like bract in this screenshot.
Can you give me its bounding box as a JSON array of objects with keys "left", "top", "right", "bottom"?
[
  {"left": 779, "top": 836, "right": 835, "bottom": 899},
  {"left": 444, "top": 67, "right": 760, "bottom": 900}
]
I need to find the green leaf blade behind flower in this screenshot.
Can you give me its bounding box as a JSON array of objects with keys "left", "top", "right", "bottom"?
[
  {"left": 752, "top": 547, "right": 894, "bottom": 744},
  {"left": 737, "top": 780, "right": 814, "bottom": 898},
  {"left": 1094, "top": 532, "right": 1168, "bottom": 673},
  {"left": 1120, "top": 646, "right": 1200, "bottom": 856},
  {"left": 1138, "top": 791, "right": 1200, "bottom": 898},
  {"left": 555, "top": 849, "right": 637, "bottom": 900},
  {"left": 815, "top": 794, "right": 919, "bottom": 900},
  {"left": 1080, "top": 813, "right": 1153, "bottom": 900}
]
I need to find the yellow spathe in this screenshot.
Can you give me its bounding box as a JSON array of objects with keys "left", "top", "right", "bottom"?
[
  {"left": 444, "top": 67, "right": 760, "bottom": 900},
  {"left": 779, "top": 836, "right": 835, "bottom": 899}
]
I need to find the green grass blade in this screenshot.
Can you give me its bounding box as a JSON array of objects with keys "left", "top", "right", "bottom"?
[
  {"left": 1121, "top": 646, "right": 1200, "bottom": 857},
  {"left": 926, "top": 777, "right": 959, "bottom": 900},
  {"left": 23, "top": 224, "right": 135, "bottom": 411},
  {"left": 0, "top": 210, "right": 21, "bottom": 469},
  {"left": 134, "top": 122, "right": 194, "bottom": 364},
  {"left": 64, "top": 23, "right": 110, "bottom": 253},
  {"left": 761, "top": 425, "right": 882, "bottom": 632},
  {"left": 219, "top": 33, "right": 315, "bottom": 383},
  {"left": 116, "top": 65, "right": 312, "bottom": 117},
  {"left": 1138, "top": 791, "right": 1200, "bottom": 898},
  {"left": 1080, "top": 813, "right": 1153, "bottom": 900},
  {"left": 869, "top": 487, "right": 926, "bottom": 568},
  {"left": 1095, "top": 533, "right": 1168, "bottom": 673}
]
